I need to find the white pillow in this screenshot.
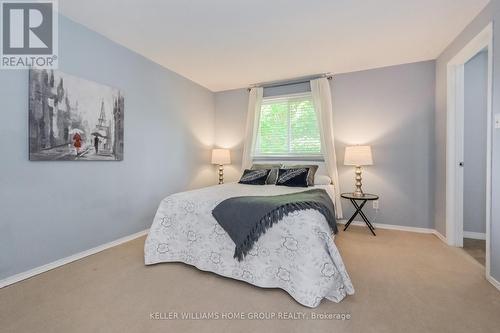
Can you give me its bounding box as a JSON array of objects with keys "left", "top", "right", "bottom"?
[{"left": 314, "top": 174, "right": 332, "bottom": 185}]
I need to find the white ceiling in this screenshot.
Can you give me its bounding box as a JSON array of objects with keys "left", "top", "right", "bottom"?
[{"left": 59, "top": 0, "right": 489, "bottom": 92}]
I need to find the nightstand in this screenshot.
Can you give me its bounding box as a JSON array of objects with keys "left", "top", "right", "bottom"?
[{"left": 341, "top": 193, "right": 379, "bottom": 236}]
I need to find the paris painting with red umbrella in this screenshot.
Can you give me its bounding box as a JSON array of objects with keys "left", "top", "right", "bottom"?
[{"left": 29, "top": 69, "right": 124, "bottom": 161}]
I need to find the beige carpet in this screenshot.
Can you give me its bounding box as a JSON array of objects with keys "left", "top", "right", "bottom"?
[{"left": 1, "top": 226, "right": 500, "bottom": 333}]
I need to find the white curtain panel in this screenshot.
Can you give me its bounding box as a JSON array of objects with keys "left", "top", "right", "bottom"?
[
  {"left": 310, "top": 78, "right": 343, "bottom": 218},
  {"left": 241, "top": 87, "right": 264, "bottom": 171}
]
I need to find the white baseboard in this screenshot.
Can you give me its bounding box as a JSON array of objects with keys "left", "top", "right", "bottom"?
[
  {"left": 338, "top": 220, "right": 436, "bottom": 234},
  {"left": 337, "top": 220, "right": 448, "bottom": 244},
  {"left": 0, "top": 229, "right": 149, "bottom": 289},
  {"left": 1, "top": 224, "right": 498, "bottom": 292},
  {"left": 487, "top": 274, "right": 500, "bottom": 292},
  {"left": 433, "top": 230, "right": 448, "bottom": 243},
  {"left": 463, "top": 231, "right": 486, "bottom": 240}
]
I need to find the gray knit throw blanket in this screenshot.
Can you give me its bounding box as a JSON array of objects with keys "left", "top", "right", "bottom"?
[{"left": 212, "top": 189, "right": 337, "bottom": 261}]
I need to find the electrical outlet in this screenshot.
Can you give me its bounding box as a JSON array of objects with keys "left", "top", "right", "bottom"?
[{"left": 373, "top": 200, "right": 379, "bottom": 210}]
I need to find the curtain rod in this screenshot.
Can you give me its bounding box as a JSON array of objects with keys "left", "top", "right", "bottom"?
[{"left": 248, "top": 73, "right": 333, "bottom": 91}]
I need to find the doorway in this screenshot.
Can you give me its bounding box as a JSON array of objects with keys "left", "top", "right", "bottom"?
[
  {"left": 462, "top": 50, "right": 488, "bottom": 266},
  {"left": 446, "top": 23, "right": 492, "bottom": 278}
]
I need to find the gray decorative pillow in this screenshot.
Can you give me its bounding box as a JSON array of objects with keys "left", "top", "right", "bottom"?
[
  {"left": 282, "top": 164, "right": 318, "bottom": 186},
  {"left": 251, "top": 164, "right": 282, "bottom": 184}
]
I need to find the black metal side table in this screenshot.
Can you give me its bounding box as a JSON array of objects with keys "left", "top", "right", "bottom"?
[{"left": 341, "top": 193, "right": 379, "bottom": 236}]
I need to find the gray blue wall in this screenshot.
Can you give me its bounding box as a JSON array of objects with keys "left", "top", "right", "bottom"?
[
  {"left": 214, "top": 88, "right": 249, "bottom": 182},
  {"left": 464, "top": 51, "right": 488, "bottom": 234},
  {"left": 215, "top": 60, "right": 436, "bottom": 229},
  {"left": 333, "top": 61, "right": 435, "bottom": 229},
  {"left": 0, "top": 15, "right": 216, "bottom": 280}
]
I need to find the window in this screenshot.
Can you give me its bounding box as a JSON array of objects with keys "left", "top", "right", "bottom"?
[{"left": 254, "top": 92, "right": 321, "bottom": 158}]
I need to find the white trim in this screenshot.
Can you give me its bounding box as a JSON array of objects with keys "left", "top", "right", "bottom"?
[
  {"left": 487, "top": 275, "right": 500, "bottom": 292},
  {"left": 445, "top": 23, "right": 493, "bottom": 281},
  {"left": 2, "top": 224, "right": 495, "bottom": 292},
  {"left": 338, "top": 220, "right": 450, "bottom": 244},
  {"left": 0, "top": 229, "right": 149, "bottom": 289},
  {"left": 463, "top": 231, "right": 486, "bottom": 240},
  {"left": 338, "top": 220, "right": 435, "bottom": 234},
  {"left": 433, "top": 230, "right": 448, "bottom": 243}
]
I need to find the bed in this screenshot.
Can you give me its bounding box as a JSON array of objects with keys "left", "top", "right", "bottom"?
[{"left": 144, "top": 182, "right": 354, "bottom": 308}]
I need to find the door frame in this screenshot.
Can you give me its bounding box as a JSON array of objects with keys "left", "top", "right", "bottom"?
[{"left": 446, "top": 23, "right": 493, "bottom": 278}]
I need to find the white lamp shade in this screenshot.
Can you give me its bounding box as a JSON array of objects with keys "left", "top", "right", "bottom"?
[
  {"left": 344, "top": 145, "right": 373, "bottom": 166},
  {"left": 211, "top": 149, "right": 231, "bottom": 165}
]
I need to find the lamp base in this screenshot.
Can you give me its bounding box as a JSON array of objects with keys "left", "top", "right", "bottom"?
[
  {"left": 218, "top": 165, "right": 224, "bottom": 184},
  {"left": 353, "top": 166, "right": 364, "bottom": 196}
]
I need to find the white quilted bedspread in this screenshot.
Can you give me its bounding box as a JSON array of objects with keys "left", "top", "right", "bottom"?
[{"left": 144, "top": 183, "right": 354, "bottom": 307}]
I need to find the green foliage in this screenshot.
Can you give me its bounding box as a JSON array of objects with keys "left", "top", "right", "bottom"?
[{"left": 256, "top": 96, "right": 321, "bottom": 156}]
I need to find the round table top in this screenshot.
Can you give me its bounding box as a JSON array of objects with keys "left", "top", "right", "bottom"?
[{"left": 341, "top": 193, "right": 379, "bottom": 200}]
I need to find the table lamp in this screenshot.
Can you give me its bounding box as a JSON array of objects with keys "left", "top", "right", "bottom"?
[
  {"left": 211, "top": 149, "right": 231, "bottom": 184},
  {"left": 344, "top": 145, "right": 373, "bottom": 196}
]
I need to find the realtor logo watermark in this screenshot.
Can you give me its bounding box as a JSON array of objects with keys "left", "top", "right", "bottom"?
[{"left": 1, "top": 0, "right": 58, "bottom": 69}]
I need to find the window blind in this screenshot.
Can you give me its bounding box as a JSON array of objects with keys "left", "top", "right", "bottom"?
[{"left": 254, "top": 92, "right": 321, "bottom": 158}]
